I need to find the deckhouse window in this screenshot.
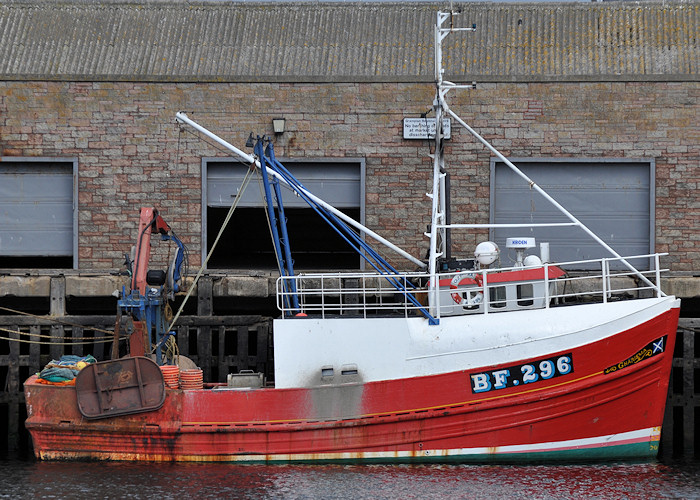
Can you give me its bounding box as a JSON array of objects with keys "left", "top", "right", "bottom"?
[
  {"left": 489, "top": 286, "right": 507, "bottom": 309},
  {"left": 517, "top": 284, "right": 534, "bottom": 307}
]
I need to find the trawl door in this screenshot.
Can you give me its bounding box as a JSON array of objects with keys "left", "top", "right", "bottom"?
[{"left": 491, "top": 159, "right": 653, "bottom": 270}]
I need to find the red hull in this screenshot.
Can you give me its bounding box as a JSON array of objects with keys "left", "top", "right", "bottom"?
[{"left": 25, "top": 306, "right": 678, "bottom": 462}]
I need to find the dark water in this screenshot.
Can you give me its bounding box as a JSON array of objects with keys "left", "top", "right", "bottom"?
[{"left": 0, "top": 455, "right": 699, "bottom": 499}]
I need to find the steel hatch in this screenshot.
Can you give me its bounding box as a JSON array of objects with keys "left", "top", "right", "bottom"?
[{"left": 75, "top": 357, "right": 166, "bottom": 419}]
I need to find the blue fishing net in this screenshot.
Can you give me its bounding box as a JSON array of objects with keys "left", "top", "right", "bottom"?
[{"left": 38, "top": 354, "right": 97, "bottom": 382}]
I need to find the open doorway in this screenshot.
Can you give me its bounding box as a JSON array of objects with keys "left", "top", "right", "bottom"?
[{"left": 204, "top": 158, "right": 364, "bottom": 271}]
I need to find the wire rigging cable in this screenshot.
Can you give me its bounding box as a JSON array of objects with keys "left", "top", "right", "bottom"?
[{"left": 162, "top": 156, "right": 257, "bottom": 341}]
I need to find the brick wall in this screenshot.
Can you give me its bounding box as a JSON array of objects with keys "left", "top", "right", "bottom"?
[{"left": 1, "top": 80, "right": 697, "bottom": 271}]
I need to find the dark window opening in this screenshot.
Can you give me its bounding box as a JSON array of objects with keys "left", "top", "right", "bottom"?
[
  {"left": 489, "top": 286, "right": 507, "bottom": 308},
  {"left": 206, "top": 207, "right": 362, "bottom": 270},
  {"left": 0, "top": 256, "right": 73, "bottom": 269},
  {"left": 517, "top": 284, "right": 534, "bottom": 306},
  {"left": 0, "top": 297, "right": 50, "bottom": 315}
]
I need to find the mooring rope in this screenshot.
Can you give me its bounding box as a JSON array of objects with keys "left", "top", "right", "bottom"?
[
  {"left": 0, "top": 325, "right": 116, "bottom": 341},
  {"left": 0, "top": 326, "right": 127, "bottom": 345},
  {"left": 0, "top": 305, "right": 126, "bottom": 345},
  {"left": 0, "top": 306, "right": 116, "bottom": 336}
]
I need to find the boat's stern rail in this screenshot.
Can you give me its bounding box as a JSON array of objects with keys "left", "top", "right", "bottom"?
[
  {"left": 276, "top": 253, "right": 669, "bottom": 319},
  {"left": 276, "top": 273, "right": 425, "bottom": 318}
]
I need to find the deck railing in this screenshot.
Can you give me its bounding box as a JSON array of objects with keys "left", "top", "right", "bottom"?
[{"left": 277, "top": 253, "right": 668, "bottom": 319}]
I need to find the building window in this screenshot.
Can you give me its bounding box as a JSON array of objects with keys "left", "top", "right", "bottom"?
[
  {"left": 0, "top": 158, "right": 77, "bottom": 269},
  {"left": 203, "top": 158, "right": 364, "bottom": 270}
]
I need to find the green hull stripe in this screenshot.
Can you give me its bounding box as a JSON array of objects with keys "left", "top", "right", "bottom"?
[{"left": 225, "top": 440, "right": 660, "bottom": 465}]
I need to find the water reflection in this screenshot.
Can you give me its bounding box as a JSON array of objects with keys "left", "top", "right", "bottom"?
[{"left": 1, "top": 458, "right": 698, "bottom": 499}]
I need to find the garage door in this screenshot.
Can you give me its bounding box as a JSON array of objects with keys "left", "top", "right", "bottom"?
[
  {"left": 204, "top": 158, "right": 364, "bottom": 269},
  {"left": 0, "top": 159, "right": 76, "bottom": 265},
  {"left": 206, "top": 159, "right": 362, "bottom": 208},
  {"left": 491, "top": 159, "right": 654, "bottom": 270}
]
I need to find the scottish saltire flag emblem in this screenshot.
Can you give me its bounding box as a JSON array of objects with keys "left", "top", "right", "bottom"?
[
  {"left": 604, "top": 335, "right": 668, "bottom": 375},
  {"left": 652, "top": 337, "right": 664, "bottom": 354}
]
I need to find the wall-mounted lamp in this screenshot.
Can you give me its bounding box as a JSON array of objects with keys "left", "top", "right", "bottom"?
[{"left": 272, "top": 117, "right": 286, "bottom": 134}]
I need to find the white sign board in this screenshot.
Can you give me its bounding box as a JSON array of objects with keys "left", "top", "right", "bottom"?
[{"left": 403, "top": 118, "right": 451, "bottom": 140}]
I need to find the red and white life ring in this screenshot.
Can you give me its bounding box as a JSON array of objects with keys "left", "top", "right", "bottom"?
[{"left": 449, "top": 273, "right": 484, "bottom": 306}]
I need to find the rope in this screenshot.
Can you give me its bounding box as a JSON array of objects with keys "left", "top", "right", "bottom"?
[
  {"left": 164, "top": 302, "right": 173, "bottom": 323},
  {"left": 256, "top": 166, "right": 284, "bottom": 277},
  {"left": 0, "top": 332, "right": 127, "bottom": 346},
  {"left": 161, "top": 335, "right": 180, "bottom": 364},
  {"left": 0, "top": 306, "right": 116, "bottom": 335},
  {"left": 0, "top": 325, "right": 116, "bottom": 341},
  {"left": 161, "top": 160, "right": 257, "bottom": 340}
]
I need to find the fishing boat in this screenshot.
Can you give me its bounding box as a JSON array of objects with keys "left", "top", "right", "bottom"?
[{"left": 24, "top": 11, "right": 679, "bottom": 463}]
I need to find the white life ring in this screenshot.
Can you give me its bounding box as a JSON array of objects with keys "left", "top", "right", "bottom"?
[{"left": 449, "top": 273, "right": 484, "bottom": 306}]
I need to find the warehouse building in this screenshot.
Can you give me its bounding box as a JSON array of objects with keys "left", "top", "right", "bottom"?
[{"left": 0, "top": 0, "right": 698, "bottom": 454}]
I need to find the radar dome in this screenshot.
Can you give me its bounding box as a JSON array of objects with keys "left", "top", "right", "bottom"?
[
  {"left": 474, "top": 241, "right": 500, "bottom": 266},
  {"left": 523, "top": 255, "right": 542, "bottom": 267}
]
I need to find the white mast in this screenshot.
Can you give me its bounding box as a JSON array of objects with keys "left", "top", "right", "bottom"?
[
  {"left": 427, "top": 12, "right": 448, "bottom": 315},
  {"left": 432, "top": 11, "right": 661, "bottom": 294},
  {"left": 428, "top": 12, "right": 480, "bottom": 315}
]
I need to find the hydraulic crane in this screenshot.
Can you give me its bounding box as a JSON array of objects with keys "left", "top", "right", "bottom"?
[{"left": 116, "top": 207, "right": 186, "bottom": 365}]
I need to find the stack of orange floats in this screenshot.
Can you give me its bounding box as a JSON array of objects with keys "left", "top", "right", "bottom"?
[
  {"left": 179, "top": 368, "right": 203, "bottom": 390},
  {"left": 160, "top": 365, "right": 180, "bottom": 389}
]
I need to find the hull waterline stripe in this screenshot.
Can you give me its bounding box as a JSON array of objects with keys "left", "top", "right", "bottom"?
[
  {"left": 35, "top": 427, "right": 661, "bottom": 463},
  {"left": 35, "top": 427, "right": 659, "bottom": 463},
  {"left": 482, "top": 427, "right": 659, "bottom": 454},
  {"left": 254, "top": 427, "right": 660, "bottom": 460}
]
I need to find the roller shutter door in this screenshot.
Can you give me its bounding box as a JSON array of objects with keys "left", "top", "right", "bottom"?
[
  {"left": 0, "top": 160, "right": 75, "bottom": 259},
  {"left": 491, "top": 159, "right": 653, "bottom": 270}
]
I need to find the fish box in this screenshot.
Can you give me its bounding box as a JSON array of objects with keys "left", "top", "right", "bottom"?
[{"left": 227, "top": 371, "right": 264, "bottom": 388}]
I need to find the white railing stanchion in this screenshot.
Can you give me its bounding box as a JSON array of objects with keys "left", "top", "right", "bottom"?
[
  {"left": 482, "top": 270, "right": 489, "bottom": 315},
  {"left": 321, "top": 276, "right": 325, "bottom": 319},
  {"left": 601, "top": 259, "right": 608, "bottom": 303},
  {"left": 362, "top": 276, "right": 367, "bottom": 319},
  {"left": 655, "top": 254, "right": 662, "bottom": 298},
  {"left": 403, "top": 276, "right": 409, "bottom": 318}
]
